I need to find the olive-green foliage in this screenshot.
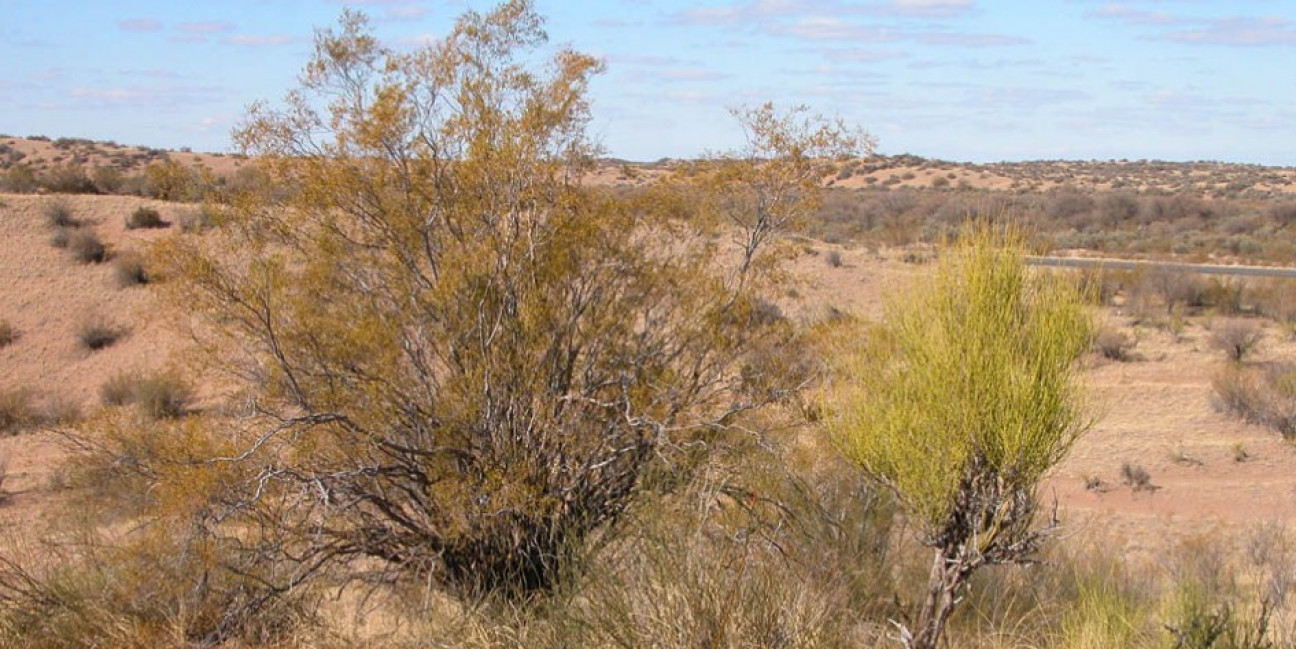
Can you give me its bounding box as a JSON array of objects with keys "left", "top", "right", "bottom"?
[
  {"left": 831, "top": 227, "right": 1093, "bottom": 533},
  {"left": 147, "top": 0, "right": 859, "bottom": 603}
]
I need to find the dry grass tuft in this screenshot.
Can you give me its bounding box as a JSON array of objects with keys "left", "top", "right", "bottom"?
[
  {"left": 75, "top": 316, "right": 124, "bottom": 351},
  {"left": 1093, "top": 323, "right": 1138, "bottom": 362},
  {"left": 111, "top": 252, "right": 149, "bottom": 287},
  {"left": 41, "top": 199, "right": 78, "bottom": 228},
  {"left": 67, "top": 229, "right": 106, "bottom": 264},
  {"left": 0, "top": 389, "right": 36, "bottom": 436},
  {"left": 100, "top": 371, "right": 192, "bottom": 419}
]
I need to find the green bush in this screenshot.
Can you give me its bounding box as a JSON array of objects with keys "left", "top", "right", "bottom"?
[{"left": 826, "top": 225, "right": 1093, "bottom": 649}]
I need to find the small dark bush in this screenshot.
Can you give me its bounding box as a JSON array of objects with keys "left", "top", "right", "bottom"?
[
  {"left": 825, "top": 250, "right": 843, "bottom": 268},
  {"left": 41, "top": 199, "right": 78, "bottom": 228},
  {"left": 77, "top": 316, "right": 124, "bottom": 351},
  {"left": 125, "top": 206, "right": 167, "bottom": 230},
  {"left": 112, "top": 252, "right": 149, "bottom": 287},
  {"left": 67, "top": 230, "right": 106, "bottom": 264},
  {"left": 1092, "top": 324, "right": 1137, "bottom": 361},
  {"left": 1120, "top": 462, "right": 1154, "bottom": 492},
  {"left": 0, "top": 320, "right": 15, "bottom": 348}
]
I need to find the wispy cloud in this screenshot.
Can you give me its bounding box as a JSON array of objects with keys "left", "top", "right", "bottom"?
[
  {"left": 668, "top": 1, "right": 1017, "bottom": 48},
  {"left": 918, "top": 32, "right": 1029, "bottom": 46},
  {"left": 224, "top": 34, "right": 295, "bottom": 47},
  {"left": 1162, "top": 16, "right": 1296, "bottom": 46},
  {"left": 118, "top": 19, "right": 163, "bottom": 32},
  {"left": 1085, "top": 4, "right": 1185, "bottom": 26},
  {"left": 386, "top": 5, "right": 429, "bottom": 21},
  {"left": 177, "top": 22, "right": 236, "bottom": 34},
  {"left": 881, "top": 0, "right": 975, "bottom": 19},
  {"left": 775, "top": 17, "right": 900, "bottom": 41},
  {"left": 68, "top": 84, "right": 225, "bottom": 109},
  {"left": 327, "top": 0, "right": 431, "bottom": 22}
]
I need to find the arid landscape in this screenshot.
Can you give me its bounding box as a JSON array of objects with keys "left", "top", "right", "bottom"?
[
  {"left": 5, "top": 137, "right": 1296, "bottom": 645},
  {"left": 6, "top": 2, "right": 1296, "bottom": 647}
]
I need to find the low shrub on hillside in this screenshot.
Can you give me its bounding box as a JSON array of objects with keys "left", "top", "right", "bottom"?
[
  {"left": 0, "top": 389, "right": 36, "bottom": 435},
  {"left": 67, "top": 230, "right": 106, "bottom": 264},
  {"left": 1093, "top": 323, "right": 1138, "bottom": 361},
  {"left": 111, "top": 252, "right": 148, "bottom": 287},
  {"left": 124, "top": 206, "right": 166, "bottom": 230},
  {"left": 1213, "top": 363, "right": 1296, "bottom": 438},
  {"left": 41, "top": 199, "right": 78, "bottom": 228},
  {"left": 76, "top": 316, "right": 124, "bottom": 351}
]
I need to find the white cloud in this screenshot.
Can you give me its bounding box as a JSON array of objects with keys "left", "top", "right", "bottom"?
[
  {"left": 225, "top": 34, "right": 295, "bottom": 46},
  {"left": 177, "top": 22, "right": 236, "bottom": 34},
  {"left": 1162, "top": 16, "right": 1296, "bottom": 46}
]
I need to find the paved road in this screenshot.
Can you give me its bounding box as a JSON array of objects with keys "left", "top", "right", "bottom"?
[{"left": 1026, "top": 256, "right": 1296, "bottom": 279}]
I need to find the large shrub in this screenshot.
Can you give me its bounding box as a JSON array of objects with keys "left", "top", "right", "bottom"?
[{"left": 144, "top": 0, "right": 864, "bottom": 607}]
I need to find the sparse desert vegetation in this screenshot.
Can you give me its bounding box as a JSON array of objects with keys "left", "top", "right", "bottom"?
[
  {"left": 124, "top": 206, "right": 165, "bottom": 230},
  {"left": 5, "top": 3, "right": 1296, "bottom": 648},
  {"left": 74, "top": 315, "right": 124, "bottom": 351}
]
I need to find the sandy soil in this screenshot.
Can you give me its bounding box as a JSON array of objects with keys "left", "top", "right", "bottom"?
[{"left": 0, "top": 194, "right": 196, "bottom": 515}]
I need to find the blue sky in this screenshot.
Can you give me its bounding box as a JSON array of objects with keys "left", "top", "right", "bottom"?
[{"left": 1, "top": 0, "right": 1294, "bottom": 164}]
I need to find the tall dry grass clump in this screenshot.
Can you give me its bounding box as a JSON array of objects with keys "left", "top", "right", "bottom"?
[{"left": 1213, "top": 362, "right": 1296, "bottom": 439}]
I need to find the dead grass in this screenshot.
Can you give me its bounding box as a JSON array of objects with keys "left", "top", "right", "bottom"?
[
  {"left": 75, "top": 315, "right": 124, "bottom": 351},
  {"left": 66, "top": 229, "right": 106, "bottom": 264},
  {"left": 99, "top": 370, "right": 192, "bottom": 419},
  {"left": 0, "top": 389, "right": 36, "bottom": 436},
  {"left": 111, "top": 252, "right": 148, "bottom": 287}
]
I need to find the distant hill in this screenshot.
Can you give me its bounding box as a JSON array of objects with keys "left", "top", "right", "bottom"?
[{"left": 3, "top": 134, "right": 1294, "bottom": 199}]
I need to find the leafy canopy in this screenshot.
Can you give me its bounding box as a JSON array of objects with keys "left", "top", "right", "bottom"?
[{"left": 829, "top": 226, "right": 1093, "bottom": 540}]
